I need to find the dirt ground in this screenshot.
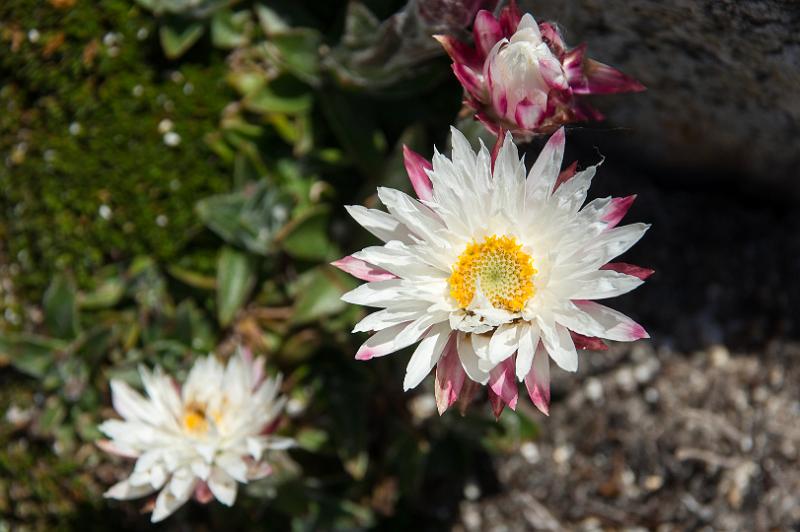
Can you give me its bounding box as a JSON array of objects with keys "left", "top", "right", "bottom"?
[{"left": 454, "top": 146, "right": 800, "bottom": 531}]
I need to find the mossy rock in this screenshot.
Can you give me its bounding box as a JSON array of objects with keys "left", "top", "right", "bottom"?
[{"left": 0, "top": 0, "right": 233, "bottom": 302}]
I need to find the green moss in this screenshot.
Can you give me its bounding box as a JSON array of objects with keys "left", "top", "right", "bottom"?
[{"left": 0, "top": 0, "right": 233, "bottom": 301}]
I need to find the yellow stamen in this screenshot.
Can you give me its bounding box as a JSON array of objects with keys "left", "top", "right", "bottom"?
[
  {"left": 448, "top": 235, "right": 536, "bottom": 312},
  {"left": 182, "top": 406, "right": 209, "bottom": 434}
]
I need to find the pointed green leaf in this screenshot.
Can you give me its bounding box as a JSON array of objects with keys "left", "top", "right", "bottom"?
[
  {"left": 43, "top": 274, "right": 79, "bottom": 339},
  {"left": 216, "top": 247, "right": 257, "bottom": 327},
  {"left": 159, "top": 21, "right": 204, "bottom": 59}
]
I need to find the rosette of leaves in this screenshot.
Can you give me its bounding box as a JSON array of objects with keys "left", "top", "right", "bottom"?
[{"left": 323, "top": 0, "right": 495, "bottom": 96}]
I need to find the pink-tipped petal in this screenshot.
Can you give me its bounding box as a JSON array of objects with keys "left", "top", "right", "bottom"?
[
  {"left": 524, "top": 346, "right": 550, "bottom": 415},
  {"left": 473, "top": 10, "right": 504, "bottom": 58},
  {"left": 490, "top": 129, "right": 505, "bottom": 172},
  {"left": 487, "top": 388, "right": 506, "bottom": 418},
  {"left": 452, "top": 63, "right": 485, "bottom": 102},
  {"left": 402, "top": 145, "right": 434, "bottom": 201},
  {"left": 458, "top": 379, "right": 480, "bottom": 415},
  {"left": 96, "top": 439, "right": 139, "bottom": 459},
  {"left": 488, "top": 357, "right": 518, "bottom": 411},
  {"left": 433, "top": 34, "right": 481, "bottom": 69},
  {"left": 562, "top": 44, "right": 587, "bottom": 87},
  {"left": 434, "top": 335, "right": 466, "bottom": 415},
  {"left": 538, "top": 55, "right": 569, "bottom": 90},
  {"left": 538, "top": 22, "right": 565, "bottom": 56},
  {"left": 579, "top": 59, "right": 646, "bottom": 95},
  {"left": 570, "top": 332, "right": 608, "bottom": 351},
  {"left": 601, "top": 262, "right": 655, "bottom": 280},
  {"left": 601, "top": 195, "right": 636, "bottom": 228},
  {"left": 514, "top": 96, "right": 545, "bottom": 130},
  {"left": 554, "top": 160, "right": 579, "bottom": 191},
  {"left": 331, "top": 256, "right": 396, "bottom": 282},
  {"left": 475, "top": 112, "right": 501, "bottom": 136},
  {"left": 498, "top": 0, "right": 522, "bottom": 36},
  {"left": 194, "top": 482, "right": 214, "bottom": 504}
]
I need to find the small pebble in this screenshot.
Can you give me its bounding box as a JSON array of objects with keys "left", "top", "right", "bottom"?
[
  {"left": 98, "top": 204, "right": 112, "bottom": 220},
  {"left": 520, "top": 442, "right": 540, "bottom": 464},
  {"left": 157, "top": 118, "right": 174, "bottom": 134},
  {"left": 585, "top": 378, "right": 603, "bottom": 402},
  {"left": 644, "top": 474, "right": 664, "bottom": 491},
  {"left": 553, "top": 445, "right": 572, "bottom": 464},
  {"left": 28, "top": 29, "right": 40, "bottom": 43},
  {"left": 68, "top": 122, "right": 82, "bottom": 135},
  {"left": 132, "top": 84, "right": 144, "bottom": 97},
  {"left": 463, "top": 481, "right": 481, "bottom": 501},
  {"left": 155, "top": 214, "right": 168, "bottom": 227},
  {"left": 709, "top": 344, "right": 730, "bottom": 366},
  {"left": 163, "top": 132, "right": 181, "bottom": 147}
]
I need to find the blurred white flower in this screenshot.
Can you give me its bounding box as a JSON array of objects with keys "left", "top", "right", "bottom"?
[{"left": 98, "top": 349, "right": 292, "bottom": 522}]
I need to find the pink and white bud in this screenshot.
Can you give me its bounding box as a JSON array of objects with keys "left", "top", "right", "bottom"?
[{"left": 437, "top": 2, "right": 645, "bottom": 140}]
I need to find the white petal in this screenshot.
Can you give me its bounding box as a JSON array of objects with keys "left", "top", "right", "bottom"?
[
  {"left": 377, "top": 187, "right": 446, "bottom": 246},
  {"left": 470, "top": 332, "right": 492, "bottom": 361},
  {"left": 216, "top": 453, "right": 248, "bottom": 483},
  {"left": 457, "top": 333, "right": 490, "bottom": 384},
  {"left": 403, "top": 324, "right": 451, "bottom": 391},
  {"left": 561, "top": 270, "right": 644, "bottom": 300},
  {"left": 538, "top": 319, "right": 578, "bottom": 372},
  {"left": 352, "top": 243, "right": 443, "bottom": 279},
  {"left": 109, "top": 380, "right": 153, "bottom": 422},
  {"left": 345, "top": 205, "right": 410, "bottom": 243},
  {"left": 341, "top": 279, "right": 404, "bottom": 307},
  {"left": 105, "top": 478, "right": 157, "bottom": 501},
  {"left": 515, "top": 323, "right": 540, "bottom": 381},
  {"left": 151, "top": 473, "right": 196, "bottom": 523},
  {"left": 207, "top": 467, "right": 238, "bottom": 507},
  {"left": 488, "top": 322, "right": 521, "bottom": 364},
  {"left": 526, "top": 128, "right": 565, "bottom": 205},
  {"left": 352, "top": 307, "right": 423, "bottom": 333}
]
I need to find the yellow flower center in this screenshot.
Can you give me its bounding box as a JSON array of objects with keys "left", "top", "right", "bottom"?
[
  {"left": 448, "top": 235, "right": 536, "bottom": 312},
  {"left": 182, "top": 406, "right": 209, "bottom": 434},
  {"left": 182, "top": 403, "right": 224, "bottom": 435}
]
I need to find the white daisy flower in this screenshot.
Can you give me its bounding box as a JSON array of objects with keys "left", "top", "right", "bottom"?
[
  {"left": 333, "top": 128, "right": 652, "bottom": 416},
  {"left": 98, "top": 348, "right": 293, "bottom": 522}
]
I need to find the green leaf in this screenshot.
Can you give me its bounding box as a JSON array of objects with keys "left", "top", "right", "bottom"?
[
  {"left": 254, "top": 4, "right": 289, "bottom": 35},
  {"left": 196, "top": 179, "right": 293, "bottom": 255},
  {"left": 278, "top": 207, "right": 335, "bottom": 261},
  {"left": 216, "top": 247, "right": 257, "bottom": 327},
  {"left": 211, "top": 9, "right": 252, "bottom": 49},
  {"left": 43, "top": 274, "right": 79, "bottom": 339},
  {"left": 319, "top": 90, "right": 386, "bottom": 177},
  {"left": 175, "top": 300, "right": 214, "bottom": 351},
  {"left": 159, "top": 20, "right": 205, "bottom": 59},
  {"left": 78, "top": 277, "right": 125, "bottom": 310},
  {"left": 0, "top": 333, "right": 65, "bottom": 379},
  {"left": 291, "top": 266, "right": 356, "bottom": 325},
  {"left": 167, "top": 265, "right": 217, "bottom": 290},
  {"left": 264, "top": 28, "right": 321, "bottom": 85},
  {"left": 242, "top": 78, "right": 313, "bottom": 115}
]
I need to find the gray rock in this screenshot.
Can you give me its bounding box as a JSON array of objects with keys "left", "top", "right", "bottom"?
[{"left": 523, "top": 0, "right": 800, "bottom": 196}]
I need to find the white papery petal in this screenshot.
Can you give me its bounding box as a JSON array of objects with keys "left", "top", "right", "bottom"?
[
  {"left": 403, "top": 324, "right": 451, "bottom": 391},
  {"left": 515, "top": 323, "right": 540, "bottom": 381},
  {"left": 538, "top": 318, "right": 578, "bottom": 372},
  {"left": 457, "top": 332, "right": 490, "bottom": 384},
  {"left": 488, "top": 322, "right": 521, "bottom": 364},
  {"left": 345, "top": 205, "right": 411, "bottom": 243},
  {"left": 207, "top": 467, "right": 238, "bottom": 507},
  {"left": 151, "top": 473, "right": 196, "bottom": 523}
]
